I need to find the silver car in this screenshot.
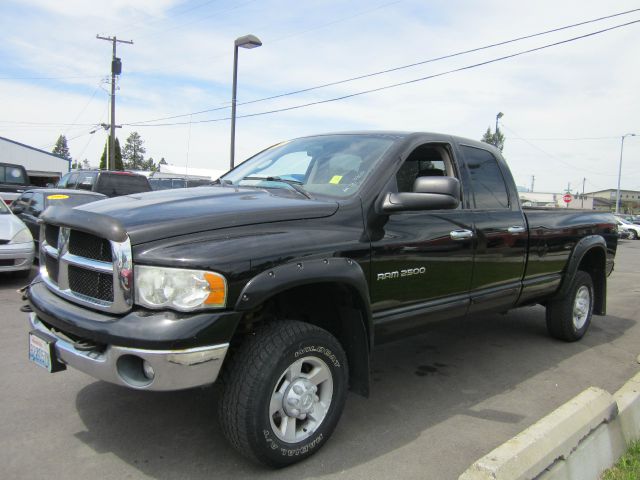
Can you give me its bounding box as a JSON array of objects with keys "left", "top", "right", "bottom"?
[{"left": 0, "top": 199, "right": 34, "bottom": 277}]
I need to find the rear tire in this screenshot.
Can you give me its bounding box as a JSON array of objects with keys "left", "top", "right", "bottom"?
[
  {"left": 218, "top": 320, "right": 348, "bottom": 467},
  {"left": 630, "top": 230, "right": 638, "bottom": 240},
  {"left": 546, "top": 270, "right": 594, "bottom": 342}
]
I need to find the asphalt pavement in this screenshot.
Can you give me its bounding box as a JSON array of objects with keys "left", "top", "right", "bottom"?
[{"left": 2, "top": 241, "right": 639, "bottom": 480}]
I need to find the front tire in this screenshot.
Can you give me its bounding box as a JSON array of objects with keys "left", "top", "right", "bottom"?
[
  {"left": 629, "top": 230, "right": 638, "bottom": 240},
  {"left": 546, "top": 270, "right": 594, "bottom": 342},
  {"left": 218, "top": 320, "right": 348, "bottom": 467}
]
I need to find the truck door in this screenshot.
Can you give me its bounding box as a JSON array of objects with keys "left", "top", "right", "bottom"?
[
  {"left": 370, "top": 142, "right": 474, "bottom": 338},
  {"left": 458, "top": 144, "right": 527, "bottom": 313}
]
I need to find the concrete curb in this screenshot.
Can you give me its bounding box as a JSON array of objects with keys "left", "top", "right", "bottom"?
[{"left": 459, "top": 372, "right": 640, "bottom": 480}]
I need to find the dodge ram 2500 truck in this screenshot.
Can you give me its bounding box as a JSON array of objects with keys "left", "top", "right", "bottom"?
[{"left": 26, "top": 132, "right": 617, "bottom": 467}]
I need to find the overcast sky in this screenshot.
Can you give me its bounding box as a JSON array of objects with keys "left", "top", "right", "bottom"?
[{"left": 1, "top": 0, "right": 638, "bottom": 194}]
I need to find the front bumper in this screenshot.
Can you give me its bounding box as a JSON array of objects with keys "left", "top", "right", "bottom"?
[
  {"left": 0, "top": 241, "right": 34, "bottom": 272},
  {"left": 30, "top": 313, "right": 229, "bottom": 391}
]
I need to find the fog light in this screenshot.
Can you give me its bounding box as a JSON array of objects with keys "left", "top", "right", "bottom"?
[{"left": 142, "top": 361, "right": 155, "bottom": 380}]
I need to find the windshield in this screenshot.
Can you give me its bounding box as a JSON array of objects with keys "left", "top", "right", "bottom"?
[
  {"left": 0, "top": 200, "right": 9, "bottom": 214},
  {"left": 222, "top": 134, "right": 396, "bottom": 198}
]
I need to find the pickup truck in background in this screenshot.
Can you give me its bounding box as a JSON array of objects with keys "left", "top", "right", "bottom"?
[
  {"left": 56, "top": 170, "right": 152, "bottom": 197},
  {"left": 0, "top": 162, "right": 38, "bottom": 205},
  {"left": 26, "top": 132, "right": 617, "bottom": 467}
]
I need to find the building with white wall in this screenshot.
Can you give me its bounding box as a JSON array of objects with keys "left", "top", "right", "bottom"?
[{"left": 0, "top": 136, "right": 70, "bottom": 185}]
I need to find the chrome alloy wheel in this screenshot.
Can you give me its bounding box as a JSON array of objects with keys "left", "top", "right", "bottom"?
[
  {"left": 269, "top": 356, "right": 333, "bottom": 443},
  {"left": 573, "top": 285, "right": 591, "bottom": 330}
]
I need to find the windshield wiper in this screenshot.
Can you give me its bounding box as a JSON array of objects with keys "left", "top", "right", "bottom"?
[{"left": 241, "top": 176, "right": 311, "bottom": 199}]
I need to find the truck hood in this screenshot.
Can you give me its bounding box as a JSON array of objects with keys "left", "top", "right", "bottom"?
[{"left": 72, "top": 186, "right": 339, "bottom": 245}]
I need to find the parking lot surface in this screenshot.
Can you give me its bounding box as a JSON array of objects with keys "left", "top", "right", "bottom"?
[{"left": 2, "top": 241, "right": 639, "bottom": 480}]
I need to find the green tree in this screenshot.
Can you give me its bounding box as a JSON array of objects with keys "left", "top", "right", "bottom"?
[
  {"left": 122, "top": 131, "right": 146, "bottom": 170},
  {"left": 481, "top": 127, "right": 506, "bottom": 151},
  {"left": 141, "top": 157, "right": 158, "bottom": 172},
  {"left": 52, "top": 134, "right": 72, "bottom": 160},
  {"left": 99, "top": 136, "right": 123, "bottom": 170}
]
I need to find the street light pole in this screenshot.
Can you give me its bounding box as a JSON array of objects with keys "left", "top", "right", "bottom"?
[
  {"left": 616, "top": 133, "right": 636, "bottom": 214},
  {"left": 495, "top": 112, "right": 504, "bottom": 134},
  {"left": 230, "top": 34, "right": 262, "bottom": 171}
]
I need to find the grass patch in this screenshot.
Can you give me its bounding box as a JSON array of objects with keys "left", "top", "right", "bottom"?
[{"left": 601, "top": 440, "right": 640, "bottom": 480}]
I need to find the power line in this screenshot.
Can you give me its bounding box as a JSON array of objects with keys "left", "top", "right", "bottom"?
[
  {"left": 501, "top": 124, "right": 624, "bottom": 177},
  {"left": 126, "top": 7, "right": 640, "bottom": 126},
  {"left": 125, "top": 19, "right": 640, "bottom": 128}
]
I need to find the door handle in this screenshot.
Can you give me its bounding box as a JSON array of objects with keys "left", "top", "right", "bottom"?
[
  {"left": 507, "top": 225, "right": 526, "bottom": 234},
  {"left": 450, "top": 229, "right": 474, "bottom": 240}
]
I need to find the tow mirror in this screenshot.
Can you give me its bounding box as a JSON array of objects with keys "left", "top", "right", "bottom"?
[{"left": 382, "top": 176, "right": 460, "bottom": 213}]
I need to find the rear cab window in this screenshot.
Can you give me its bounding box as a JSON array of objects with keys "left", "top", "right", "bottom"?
[
  {"left": 95, "top": 173, "right": 151, "bottom": 196},
  {"left": 0, "top": 164, "right": 28, "bottom": 185}
]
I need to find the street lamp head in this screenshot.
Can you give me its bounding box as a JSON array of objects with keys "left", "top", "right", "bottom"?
[
  {"left": 235, "top": 34, "right": 262, "bottom": 49},
  {"left": 496, "top": 112, "right": 504, "bottom": 119}
]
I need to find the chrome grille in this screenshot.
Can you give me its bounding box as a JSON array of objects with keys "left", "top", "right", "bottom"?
[
  {"left": 69, "top": 230, "right": 112, "bottom": 262},
  {"left": 39, "top": 223, "right": 133, "bottom": 315},
  {"left": 68, "top": 265, "right": 114, "bottom": 301},
  {"left": 45, "top": 225, "right": 59, "bottom": 249}
]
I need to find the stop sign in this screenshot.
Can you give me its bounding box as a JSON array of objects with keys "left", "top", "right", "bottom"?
[{"left": 563, "top": 193, "right": 573, "bottom": 204}]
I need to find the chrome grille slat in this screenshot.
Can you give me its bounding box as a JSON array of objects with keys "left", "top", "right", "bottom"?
[{"left": 39, "top": 223, "right": 133, "bottom": 316}]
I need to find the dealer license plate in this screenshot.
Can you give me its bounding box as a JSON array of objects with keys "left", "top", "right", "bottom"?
[{"left": 29, "top": 331, "right": 64, "bottom": 372}]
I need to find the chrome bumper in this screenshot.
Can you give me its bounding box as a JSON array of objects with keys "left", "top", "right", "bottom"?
[{"left": 29, "top": 313, "right": 228, "bottom": 391}]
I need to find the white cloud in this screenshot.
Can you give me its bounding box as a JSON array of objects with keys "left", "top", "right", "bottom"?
[{"left": 0, "top": 0, "right": 639, "bottom": 192}]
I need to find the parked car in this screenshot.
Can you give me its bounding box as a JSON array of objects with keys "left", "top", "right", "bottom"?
[
  {"left": 56, "top": 170, "right": 151, "bottom": 197},
  {"left": 26, "top": 131, "right": 617, "bottom": 467},
  {"left": 616, "top": 217, "right": 640, "bottom": 239},
  {"left": 0, "top": 198, "right": 34, "bottom": 277},
  {"left": 0, "top": 162, "right": 39, "bottom": 206},
  {"left": 11, "top": 189, "right": 107, "bottom": 247}
]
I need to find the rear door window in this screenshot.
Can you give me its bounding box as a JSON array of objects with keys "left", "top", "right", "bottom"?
[
  {"left": 461, "top": 146, "right": 510, "bottom": 209},
  {"left": 76, "top": 172, "right": 97, "bottom": 191}
]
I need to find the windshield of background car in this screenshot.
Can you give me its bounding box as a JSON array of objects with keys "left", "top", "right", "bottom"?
[
  {"left": 0, "top": 200, "right": 9, "bottom": 214},
  {"left": 46, "top": 193, "right": 105, "bottom": 208},
  {"left": 222, "top": 134, "right": 396, "bottom": 198}
]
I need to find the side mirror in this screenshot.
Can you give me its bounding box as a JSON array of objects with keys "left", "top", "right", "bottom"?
[
  {"left": 382, "top": 176, "right": 460, "bottom": 213},
  {"left": 11, "top": 205, "right": 24, "bottom": 214}
]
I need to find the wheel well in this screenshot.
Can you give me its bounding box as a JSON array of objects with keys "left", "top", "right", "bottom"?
[
  {"left": 233, "top": 282, "right": 371, "bottom": 397},
  {"left": 578, "top": 247, "right": 606, "bottom": 315}
]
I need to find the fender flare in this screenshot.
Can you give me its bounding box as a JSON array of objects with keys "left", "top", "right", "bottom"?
[
  {"left": 235, "top": 257, "right": 373, "bottom": 396},
  {"left": 235, "top": 257, "right": 373, "bottom": 346},
  {"left": 554, "top": 235, "right": 608, "bottom": 314}
]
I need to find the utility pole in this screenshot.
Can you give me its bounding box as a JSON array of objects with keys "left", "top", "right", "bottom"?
[
  {"left": 96, "top": 35, "right": 133, "bottom": 170},
  {"left": 581, "top": 177, "right": 586, "bottom": 209},
  {"left": 530, "top": 175, "right": 535, "bottom": 193}
]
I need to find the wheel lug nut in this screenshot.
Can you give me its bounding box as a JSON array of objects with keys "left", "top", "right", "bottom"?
[
  {"left": 314, "top": 395, "right": 319, "bottom": 402},
  {"left": 288, "top": 398, "right": 299, "bottom": 406},
  {"left": 293, "top": 385, "right": 303, "bottom": 395},
  {"left": 290, "top": 408, "right": 299, "bottom": 416},
  {"left": 311, "top": 386, "right": 317, "bottom": 393},
  {"left": 299, "top": 413, "right": 307, "bottom": 420}
]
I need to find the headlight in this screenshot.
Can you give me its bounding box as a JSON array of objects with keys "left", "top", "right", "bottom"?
[
  {"left": 10, "top": 228, "right": 33, "bottom": 244},
  {"left": 134, "top": 265, "right": 227, "bottom": 311}
]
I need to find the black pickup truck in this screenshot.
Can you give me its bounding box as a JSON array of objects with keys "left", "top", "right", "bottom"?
[{"left": 26, "top": 132, "right": 617, "bottom": 467}]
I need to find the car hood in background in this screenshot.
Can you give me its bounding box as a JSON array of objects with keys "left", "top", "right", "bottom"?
[{"left": 0, "top": 214, "right": 30, "bottom": 242}]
